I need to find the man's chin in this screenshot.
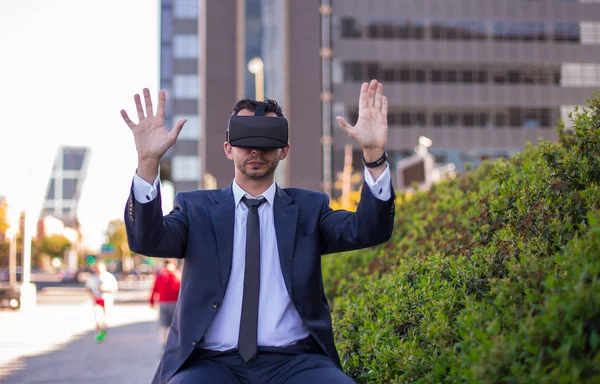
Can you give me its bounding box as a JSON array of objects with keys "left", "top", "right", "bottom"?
[{"left": 243, "top": 170, "right": 269, "bottom": 179}]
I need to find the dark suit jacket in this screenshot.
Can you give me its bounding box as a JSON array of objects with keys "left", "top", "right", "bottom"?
[{"left": 125, "top": 181, "right": 395, "bottom": 383}]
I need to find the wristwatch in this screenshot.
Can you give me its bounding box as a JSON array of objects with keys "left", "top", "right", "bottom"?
[{"left": 362, "top": 150, "right": 388, "bottom": 168}]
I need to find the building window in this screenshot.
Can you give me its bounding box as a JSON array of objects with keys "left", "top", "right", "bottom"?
[
  {"left": 561, "top": 63, "right": 600, "bottom": 86},
  {"left": 63, "top": 151, "right": 85, "bottom": 170},
  {"left": 340, "top": 17, "right": 361, "bottom": 38},
  {"left": 161, "top": 44, "right": 172, "bottom": 79},
  {"left": 173, "top": 75, "right": 199, "bottom": 99},
  {"left": 173, "top": 35, "right": 198, "bottom": 59},
  {"left": 63, "top": 179, "right": 78, "bottom": 200},
  {"left": 174, "top": 115, "right": 201, "bottom": 139},
  {"left": 341, "top": 18, "right": 600, "bottom": 44},
  {"left": 338, "top": 61, "right": 582, "bottom": 86},
  {"left": 47, "top": 179, "right": 55, "bottom": 200},
  {"left": 495, "top": 113, "right": 507, "bottom": 127},
  {"left": 464, "top": 113, "right": 476, "bottom": 127},
  {"left": 581, "top": 22, "right": 600, "bottom": 44},
  {"left": 172, "top": 156, "right": 199, "bottom": 181},
  {"left": 173, "top": 0, "right": 197, "bottom": 19},
  {"left": 553, "top": 22, "right": 580, "bottom": 42},
  {"left": 523, "top": 109, "right": 540, "bottom": 128},
  {"left": 161, "top": 7, "right": 172, "bottom": 42},
  {"left": 414, "top": 112, "right": 426, "bottom": 126},
  {"left": 332, "top": 59, "right": 343, "bottom": 84}
]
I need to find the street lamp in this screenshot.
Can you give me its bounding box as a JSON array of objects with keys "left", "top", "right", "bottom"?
[{"left": 248, "top": 57, "right": 264, "bottom": 101}]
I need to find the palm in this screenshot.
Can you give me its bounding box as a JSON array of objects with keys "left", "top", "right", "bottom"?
[
  {"left": 121, "top": 89, "right": 186, "bottom": 160},
  {"left": 132, "top": 114, "right": 174, "bottom": 160},
  {"left": 337, "top": 80, "right": 388, "bottom": 151}
]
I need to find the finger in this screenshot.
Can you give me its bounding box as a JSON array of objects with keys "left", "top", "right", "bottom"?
[
  {"left": 382, "top": 95, "right": 388, "bottom": 119},
  {"left": 120, "top": 110, "right": 136, "bottom": 129},
  {"left": 358, "top": 82, "right": 368, "bottom": 109},
  {"left": 336, "top": 116, "right": 354, "bottom": 137},
  {"left": 374, "top": 83, "right": 383, "bottom": 110},
  {"left": 143, "top": 88, "right": 154, "bottom": 117},
  {"left": 157, "top": 90, "right": 166, "bottom": 119},
  {"left": 366, "top": 79, "right": 378, "bottom": 107},
  {"left": 134, "top": 93, "right": 145, "bottom": 121},
  {"left": 169, "top": 118, "right": 187, "bottom": 141}
]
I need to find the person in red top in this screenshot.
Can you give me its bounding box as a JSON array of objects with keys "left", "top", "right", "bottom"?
[{"left": 149, "top": 259, "right": 181, "bottom": 350}]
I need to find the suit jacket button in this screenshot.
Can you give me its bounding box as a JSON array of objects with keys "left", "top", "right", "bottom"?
[
  {"left": 192, "top": 341, "right": 197, "bottom": 347},
  {"left": 212, "top": 302, "right": 219, "bottom": 309}
]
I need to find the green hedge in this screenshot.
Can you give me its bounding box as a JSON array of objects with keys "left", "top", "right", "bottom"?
[{"left": 323, "top": 93, "right": 600, "bottom": 383}]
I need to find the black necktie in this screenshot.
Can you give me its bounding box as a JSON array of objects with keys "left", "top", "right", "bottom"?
[{"left": 238, "top": 196, "right": 266, "bottom": 362}]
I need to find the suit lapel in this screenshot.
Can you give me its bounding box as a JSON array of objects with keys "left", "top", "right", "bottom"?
[
  {"left": 273, "top": 186, "right": 298, "bottom": 298},
  {"left": 208, "top": 185, "right": 235, "bottom": 290}
]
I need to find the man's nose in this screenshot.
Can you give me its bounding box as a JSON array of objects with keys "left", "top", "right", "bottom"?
[{"left": 250, "top": 148, "right": 264, "bottom": 154}]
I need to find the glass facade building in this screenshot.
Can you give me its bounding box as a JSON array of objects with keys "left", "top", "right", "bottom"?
[
  {"left": 41, "top": 146, "right": 90, "bottom": 227},
  {"left": 160, "top": 0, "right": 201, "bottom": 193},
  {"left": 160, "top": 0, "right": 322, "bottom": 193}
]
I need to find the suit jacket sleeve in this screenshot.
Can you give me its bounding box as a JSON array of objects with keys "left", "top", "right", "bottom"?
[
  {"left": 124, "top": 182, "right": 189, "bottom": 259},
  {"left": 318, "top": 180, "right": 395, "bottom": 255}
]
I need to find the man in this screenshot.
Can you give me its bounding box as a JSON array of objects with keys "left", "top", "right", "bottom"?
[
  {"left": 149, "top": 259, "right": 182, "bottom": 350},
  {"left": 122, "top": 79, "right": 395, "bottom": 383},
  {"left": 85, "top": 261, "right": 118, "bottom": 342}
]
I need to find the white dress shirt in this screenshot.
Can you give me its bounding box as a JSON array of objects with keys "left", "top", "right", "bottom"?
[{"left": 132, "top": 164, "right": 392, "bottom": 349}]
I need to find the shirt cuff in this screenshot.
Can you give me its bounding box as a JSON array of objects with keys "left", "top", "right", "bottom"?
[
  {"left": 133, "top": 172, "right": 159, "bottom": 203},
  {"left": 363, "top": 163, "right": 392, "bottom": 201}
]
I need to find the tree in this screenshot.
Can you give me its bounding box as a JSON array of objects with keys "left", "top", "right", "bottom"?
[
  {"left": 0, "top": 199, "right": 9, "bottom": 267},
  {"left": 32, "top": 234, "right": 72, "bottom": 266},
  {"left": 105, "top": 219, "right": 129, "bottom": 260}
]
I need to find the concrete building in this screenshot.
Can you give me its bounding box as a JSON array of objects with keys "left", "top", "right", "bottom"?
[
  {"left": 160, "top": 0, "right": 600, "bottom": 196},
  {"left": 159, "top": 0, "right": 322, "bottom": 193},
  {"left": 330, "top": 0, "right": 600, "bottom": 181}
]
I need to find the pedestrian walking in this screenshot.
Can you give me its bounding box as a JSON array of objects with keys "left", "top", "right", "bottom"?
[
  {"left": 85, "top": 261, "right": 118, "bottom": 342},
  {"left": 149, "top": 259, "right": 182, "bottom": 350}
]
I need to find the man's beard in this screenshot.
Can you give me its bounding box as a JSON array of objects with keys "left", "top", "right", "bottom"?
[{"left": 235, "top": 156, "right": 279, "bottom": 179}]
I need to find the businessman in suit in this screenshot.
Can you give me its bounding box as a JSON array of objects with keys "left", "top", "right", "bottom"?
[{"left": 121, "top": 79, "right": 395, "bottom": 383}]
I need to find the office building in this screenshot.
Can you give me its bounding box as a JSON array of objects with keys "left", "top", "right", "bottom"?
[
  {"left": 160, "top": 0, "right": 600, "bottom": 196},
  {"left": 40, "top": 146, "right": 90, "bottom": 228},
  {"left": 330, "top": 0, "right": 600, "bottom": 179},
  {"left": 159, "top": 0, "right": 323, "bottom": 193}
]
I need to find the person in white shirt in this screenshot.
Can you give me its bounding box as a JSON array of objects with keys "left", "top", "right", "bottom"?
[
  {"left": 85, "top": 261, "right": 118, "bottom": 342},
  {"left": 121, "top": 79, "right": 395, "bottom": 383}
]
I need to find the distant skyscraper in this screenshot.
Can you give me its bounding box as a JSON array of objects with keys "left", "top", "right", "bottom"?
[{"left": 41, "top": 146, "right": 90, "bottom": 228}]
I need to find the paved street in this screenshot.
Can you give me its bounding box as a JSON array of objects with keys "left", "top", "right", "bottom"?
[{"left": 0, "top": 283, "right": 163, "bottom": 383}]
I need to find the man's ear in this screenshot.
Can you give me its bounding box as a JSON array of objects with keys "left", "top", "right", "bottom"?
[
  {"left": 279, "top": 144, "right": 290, "bottom": 160},
  {"left": 224, "top": 142, "right": 234, "bottom": 160}
]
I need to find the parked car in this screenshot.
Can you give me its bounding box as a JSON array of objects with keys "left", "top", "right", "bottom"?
[
  {"left": 58, "top": 267, "right": 93, "bottom": 284},
  {"left": 0, "top": 283, "right": 20, "bottom": 310},
  {"left": 0, "top": 268, "right": 23, "bottom": 283}
]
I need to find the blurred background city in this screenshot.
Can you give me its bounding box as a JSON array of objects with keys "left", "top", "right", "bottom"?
[{"left": 1, "top": 0, "right": 599, "bottom": 382}]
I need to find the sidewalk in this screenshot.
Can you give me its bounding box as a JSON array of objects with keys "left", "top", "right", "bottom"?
[{"left": 0, "top": 303, "right": 162, "bottom": 383}]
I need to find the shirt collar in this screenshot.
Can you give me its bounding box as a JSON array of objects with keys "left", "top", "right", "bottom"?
[{"left": 232, "top": 179, "right": 276, "bottom": 208}]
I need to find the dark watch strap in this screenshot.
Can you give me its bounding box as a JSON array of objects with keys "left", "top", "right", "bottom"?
[{"left": 362, "top": 150, "right": 388, "bottom": 168}]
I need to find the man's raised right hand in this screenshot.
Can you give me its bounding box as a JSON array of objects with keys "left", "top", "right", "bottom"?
[{"left": 121, "top": 88, "right": 187, "bottom": 183}]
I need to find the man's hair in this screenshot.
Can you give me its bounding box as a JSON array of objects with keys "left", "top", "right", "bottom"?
[{"left": 231, "top": 98, "right": 284, "bottom": 117}]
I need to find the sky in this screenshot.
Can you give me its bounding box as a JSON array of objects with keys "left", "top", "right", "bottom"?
[{"left": 0, "top": 0, "right": 160, "bottom": 251}]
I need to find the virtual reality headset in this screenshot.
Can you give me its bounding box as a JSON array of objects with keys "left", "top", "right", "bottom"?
[{"left": 227, "top": 102, "right": 288, "bottom": 149}]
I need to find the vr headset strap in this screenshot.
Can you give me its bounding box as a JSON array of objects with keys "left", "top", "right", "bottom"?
[{"left": 254, "top": 102, "right": 266, "bottom": 116}]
